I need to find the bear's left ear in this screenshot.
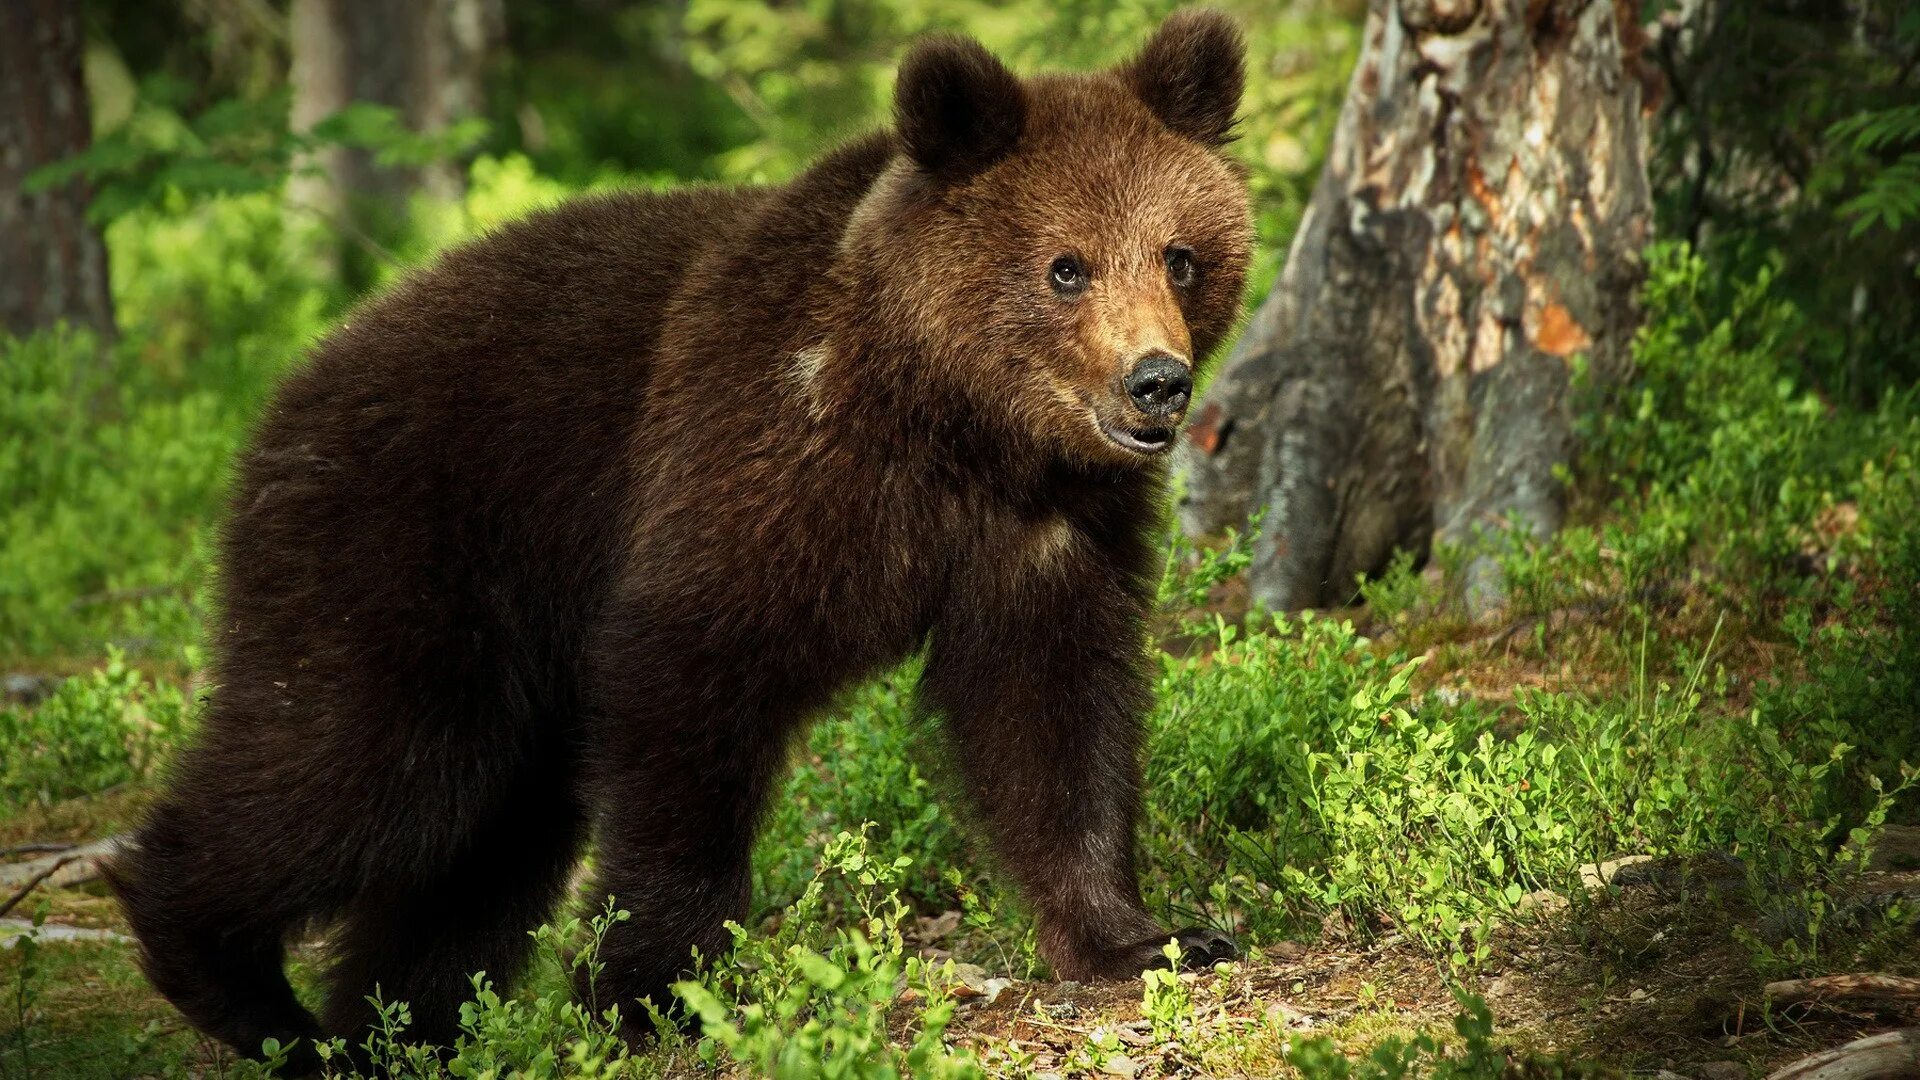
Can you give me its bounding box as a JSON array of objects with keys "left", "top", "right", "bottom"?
[
  {"left": 1121, "top": 9, "right": 1246, "bottom": 148},
  {"left": 894, "top": 34, "right": 1027, "bottom": 182}
]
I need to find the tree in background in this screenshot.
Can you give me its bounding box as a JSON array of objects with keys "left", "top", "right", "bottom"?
[
  {"left": 1179, "top": 0, "right": 1655, "bottom": 614},
  {"left": 289, "top": 0, "right": 503, "bottom": 272},
  {"left": 0, "top": 0, "right": 116, "bottom": 343}
]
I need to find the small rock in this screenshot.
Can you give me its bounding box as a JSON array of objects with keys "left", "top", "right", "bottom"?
[
  {"left": 1629, "top": 987, "right": 1649, "bottom": 1002},
  {"left": 947, "top": 963, "right": 992, "bottom": 997},
  {"left": 2, "top": 673, "right": 59, "bottom": 706},
  {"left": 1610, "top": 852, "right": 1744, "bottom": 891},
  {"left": 1578, "top": 855, "right": 1653, "bottom": 890},
  {"left": 1272, "top": 939, "right": 1309, "bottom": 961},
  {"left": 916, "top": 909, "right": 962, "bottom": 941},
  {"left": 1694, "top": 1061, "right": 1746, "bottom": 1080},
  {"left": 1266, "top": 1002, "right": 1312, "bottom": 1029},
  {"left": 981, "top": 977, "right": 1013, "bottom": 1005},
  {"left": 1516, "top": 889, "right": 1569, "bottom": 916},
  {"left": 1847, "top": 824, "right": 1920, "bottom": 872}
]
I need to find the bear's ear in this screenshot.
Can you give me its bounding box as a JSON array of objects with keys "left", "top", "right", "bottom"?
[
  {"left": 894, "top": 34, "right": 1026, "bottom": 182},
  {"left": 1121, "top": 9, "right": 1245, "bottom": 148}
]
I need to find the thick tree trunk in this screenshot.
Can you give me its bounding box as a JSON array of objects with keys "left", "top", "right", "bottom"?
[
  {"left": 288, "top": 0, "right": 501, "bottom": 222},
  {"left": 0, "top": 0, "right": 115, "bottom": 343},
  {"left": 1179, "top": 0, "right": 1653, "bottom": 615}
]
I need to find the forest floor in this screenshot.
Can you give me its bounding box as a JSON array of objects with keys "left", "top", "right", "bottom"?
[
  {"left": 5, "top": 821, "right": 1919, "bottom": 1079},
  {"left": 5, "top": 609, "right": 1918, "bottom": 1080}
]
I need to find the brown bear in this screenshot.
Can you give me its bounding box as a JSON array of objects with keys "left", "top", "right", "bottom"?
[{"left": 111, "top": 9, "right": 1253, "bottom": 1067}]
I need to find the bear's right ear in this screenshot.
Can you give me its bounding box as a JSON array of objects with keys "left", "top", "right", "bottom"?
[
  {"left": 893, "top": 34, "right": 1026, "bottom": 183},
  {"left": 1122, "top": 9, "right": 1245, "bottom": 148}
]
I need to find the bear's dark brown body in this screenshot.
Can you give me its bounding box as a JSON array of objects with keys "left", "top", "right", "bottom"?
[{"left": 114, "top": 12, "right": 1253, "bottom": 1066}]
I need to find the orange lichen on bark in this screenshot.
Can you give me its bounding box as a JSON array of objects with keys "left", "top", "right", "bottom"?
[
  {"left": 1186, "top": 401, "right": 1227, "bottom": 455},
  {"left": 1533, "top": 301, "right": 1590, "bottom": 357},
  {"left": 1466, "top": 158, "right": 1501, "bottom": 218}
]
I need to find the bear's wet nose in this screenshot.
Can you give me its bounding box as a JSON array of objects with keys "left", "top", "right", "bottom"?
[{"left": 1123, "top": 354, "right": 1193, "bottom": 414}]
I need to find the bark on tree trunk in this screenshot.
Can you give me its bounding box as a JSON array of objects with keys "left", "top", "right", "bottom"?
[
  {"left": 0, "top": 0, "right": 115, "bottom": 343},
  {"left": 1179, "top": 0, "right": 1654, "bottom": 615},
  {"left": 288, "top": 0, "right": 501, "bottom": 223}
]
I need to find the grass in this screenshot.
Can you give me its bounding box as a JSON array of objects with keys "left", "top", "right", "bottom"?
[{"left": 3, "top": 185, "right": 1918, "bottom": 1077}]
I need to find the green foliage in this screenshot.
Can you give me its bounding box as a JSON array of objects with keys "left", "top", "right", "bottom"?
[
  {"left": 755, "top": 663, "right": 971, "bottom": 912},
  {"left": 676, "top": 828, "right": 982, "bottom": 1080},
  {"left": 1136, "top": 243, "right": 1919, "bottom": 962},
  {"left": 0, "top": 192, "right": 330, "bottom": 660},
  {"left": 26, "top": 79, "right": 487, "bottom": 227},
  {"left": 257, "top": 898, "right": 653, "bottom": 1078},
  {"left": 1, "top": 906, "right": 50, "bottom": 1080},
  {"left": 0, "top": 649, "right": 186, "bottom": 807},
  {"left": 1650, "top": 0, "right": 1920, "bottom": 398},
  {"left": 1137, "top": 941, "right": 1195, "bottom": 1042},
  {"left": 1829, "top": 102, "right": 1920, "bottom": 238}
]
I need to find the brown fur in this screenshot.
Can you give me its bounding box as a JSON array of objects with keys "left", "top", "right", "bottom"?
[{"left": 112, "top": 10, "right": 1253, "bottom": 1068}]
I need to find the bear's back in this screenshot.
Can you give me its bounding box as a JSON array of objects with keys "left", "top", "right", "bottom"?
[{"left": 214, "top": 185, "right": 767, "bottom": 714}]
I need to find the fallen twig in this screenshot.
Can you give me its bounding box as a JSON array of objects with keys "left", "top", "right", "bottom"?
[
  {"left": 0, "top": 855, "right": 80, "bottom": 919},
  {"left": 0, "top": 842, "right": 77, "bottom": 858},
  {"left": 1767, "top": 975, "right": 1920, "bottom": 1006},
  {"left": 1764, "top": 1029, "right": 1920, "bottom": 1080},
  {"left": 0, "top": 835, "right": 123, "bottom": 890}
]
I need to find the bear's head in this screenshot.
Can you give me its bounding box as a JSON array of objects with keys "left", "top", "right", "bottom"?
[{"left": 840, "top": 10, "right": 1253, "bottom": 470}]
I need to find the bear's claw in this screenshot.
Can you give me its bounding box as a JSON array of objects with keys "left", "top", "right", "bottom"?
[{"left": 1171, "top": 926, "right": 1239, "bottom": 970}]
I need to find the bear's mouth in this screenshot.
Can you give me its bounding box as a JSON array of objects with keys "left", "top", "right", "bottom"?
[{"left": 1099, "top": 421, "right": 1176, "bottom": 455}]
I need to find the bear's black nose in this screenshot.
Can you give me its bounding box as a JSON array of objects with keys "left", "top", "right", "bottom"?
[{"left": 1124, "top": 354, "right": 1193, "bottom": 414}]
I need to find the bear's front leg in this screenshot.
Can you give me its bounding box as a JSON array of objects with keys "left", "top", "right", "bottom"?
[{"left": 921, "top": 517, "right": 1236, "bottom": 980}]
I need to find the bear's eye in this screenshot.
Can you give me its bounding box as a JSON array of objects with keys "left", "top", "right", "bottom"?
[
  {"left": 1049, "top": 254, "right": 1087, "bottom": 296},
  {"left": 1165, "top": 246, "right": 1198, "bottom": 288}
]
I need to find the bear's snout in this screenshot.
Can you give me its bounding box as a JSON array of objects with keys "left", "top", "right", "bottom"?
[{"left": 1122, "top": 352, "right": 1192, "bottom": 417}]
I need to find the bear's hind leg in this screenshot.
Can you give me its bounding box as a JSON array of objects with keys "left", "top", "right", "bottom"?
[
  {"left": 318, "top": 773, "right": 586, "bottom": 1055},
  {"left": 578, "top": 707, "right": 796, "bottom": 1040},
  {"left": 112, "top": 768, "right": 330, "bottom": 1070}
]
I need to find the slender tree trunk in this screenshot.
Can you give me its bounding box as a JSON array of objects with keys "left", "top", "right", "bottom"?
[
  {"left": 0, "top": 0, "right": 115, "bottom": 343},
  {"left": 1179, "top": 0, "right": 1654, "bottom": 615},
  {"left": 288, "top": 0, "right": 500, "bottom": 228}
]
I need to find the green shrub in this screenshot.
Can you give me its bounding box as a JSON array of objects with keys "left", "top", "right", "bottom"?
[
  {"left": 0, "top": 649, "right": 187, "bottom": 807},
  {"left": 0, "top": 329, "right": 227, "bottom": 661},
  {"left": 678, "top": 828, "right": 982, "bottom": 1080},
  {"left": 755, "top": 663, "right": 971, "bottom": 912}
]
